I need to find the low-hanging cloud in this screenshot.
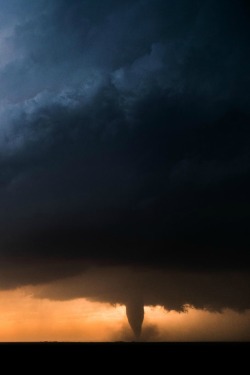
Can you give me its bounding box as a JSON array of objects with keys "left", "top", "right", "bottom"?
[{"left": 31, "top": 267, "right": 250, "bottom": 312}]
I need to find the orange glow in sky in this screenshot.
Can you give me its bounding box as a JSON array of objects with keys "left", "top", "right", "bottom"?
[{"left": 0, "top": 289, "right": 249, "bottom": 342}]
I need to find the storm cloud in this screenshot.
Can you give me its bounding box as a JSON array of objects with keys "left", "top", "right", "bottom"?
[{"left": 0, "top": 0, "right": 249, "bottom": 284}]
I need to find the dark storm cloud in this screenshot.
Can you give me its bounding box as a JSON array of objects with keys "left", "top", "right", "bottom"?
[
  {"left": 0, "top": 0, "right": 249, "bottom": 276},
  {"left": 30, "top": 266, "right": 250, "bottom": 313}
]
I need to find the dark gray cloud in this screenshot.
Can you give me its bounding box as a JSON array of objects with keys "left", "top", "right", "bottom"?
[
  {"left": 30, "top": 266, "right": 250, "bottom": 313},
  {"left": 1, "top": 259, "right": 249, "bottom": 338},
  {"left": 1, "top": 259, "right": 249, "bottom": 313},
  {"left": 0, "top": 0, "right": 249, "bottom": 277}
]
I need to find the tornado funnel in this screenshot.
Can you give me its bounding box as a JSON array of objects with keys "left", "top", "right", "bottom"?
[{"left": 126, "top": 295, "right": 144, "bottom": 339}]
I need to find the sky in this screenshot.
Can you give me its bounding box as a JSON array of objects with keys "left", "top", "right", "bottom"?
[{"left": 0, "top": 0, "right": 250, "bottom": 341}]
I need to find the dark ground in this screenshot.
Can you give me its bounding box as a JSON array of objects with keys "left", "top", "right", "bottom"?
[
  {"left": 1, "top": 342, "right": 248, "bottom": 355},
  {"left": 0, "top": 342, "right": 248, "bottom": 370}
]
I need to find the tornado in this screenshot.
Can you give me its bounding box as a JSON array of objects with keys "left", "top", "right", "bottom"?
[{"left": 126, "top": 294, "right": 144, "bottom": 340}]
